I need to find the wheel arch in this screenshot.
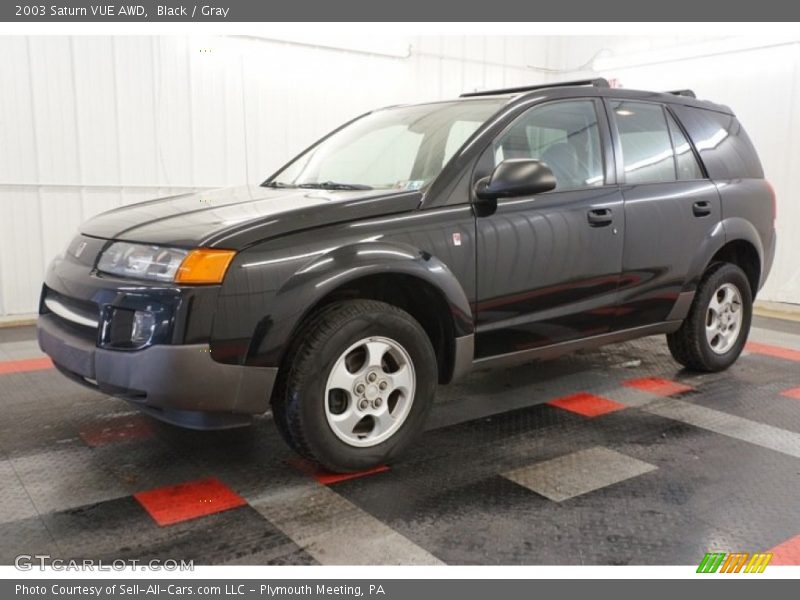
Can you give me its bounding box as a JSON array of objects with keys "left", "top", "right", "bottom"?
[
  {"left": 718, "top": 217, "right": 764, "bottom": 293},
  {"left": 707, "top": 238, "right": 761, "bottom": 298},
  {"left": 684, "top": 218, "right": 763, "bottom": 294},
  {"left": 669, "top": 218, "right": 762, "bottom": 322},
  {"left": 250, "top": 241, "right": 474, "bottom": 385}
]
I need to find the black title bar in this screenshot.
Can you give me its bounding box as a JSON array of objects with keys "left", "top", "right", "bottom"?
[{"left": 4, "top": 0, "right": 800, "bottom": 22}]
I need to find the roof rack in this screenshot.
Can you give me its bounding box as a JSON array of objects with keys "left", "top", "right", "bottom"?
[
  {"left": 460, "top": 78, "right": 610, "bottom": 98},
  {"left": 665, "top": 89, "right": 697, "bottom": 98}
]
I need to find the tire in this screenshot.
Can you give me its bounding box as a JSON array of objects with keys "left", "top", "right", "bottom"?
[
  {"left": 667, "top": 262, "right": 753, "bottom": 372},
  {"left": 270, "top": 300, "right": 438, "bottom": 472}
]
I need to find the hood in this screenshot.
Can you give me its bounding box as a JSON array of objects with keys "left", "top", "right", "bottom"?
[{"left": 80, "top": 185, "right": 423, "bottom": 249}]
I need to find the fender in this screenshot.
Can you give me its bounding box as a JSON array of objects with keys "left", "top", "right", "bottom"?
[{"left": 242, "top": 240, "right": 474, "bottom": 368}]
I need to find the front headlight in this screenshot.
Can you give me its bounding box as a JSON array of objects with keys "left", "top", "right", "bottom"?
[
  {"left": 97, "top": 242, "right": 235, "bottom": 284},
  {"left": 97, "top": 242, "right": 188, "bottom": 282}
]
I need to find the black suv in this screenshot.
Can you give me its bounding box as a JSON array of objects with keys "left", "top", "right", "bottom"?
[{"left": 38, "top": 78, "right": 776, "bottom": 472}]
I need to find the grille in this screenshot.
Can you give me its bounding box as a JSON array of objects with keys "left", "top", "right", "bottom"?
[{"left": 42, "top": 287, "right": 100, "bottom": 341}]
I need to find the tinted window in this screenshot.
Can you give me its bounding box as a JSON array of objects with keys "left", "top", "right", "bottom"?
[
  {"left": 666, "top": 111, "right": 704, "bottom": 180},
  {"left": 492, "top": 100, "right": 604, "bottom": 191},
  {"left": 316, "top": 119, "right": 484, "bottom": 187},
  {"left": 316, "top": 126, "right": 423, "bottom": 186},
  {"left": 272, "top": 99, "right": 506, "bottom": 191},
  {"left": 670, "top": 105, "right": 763, "bottom": 179},
  {"left": 611, "top": 101, "right": 675, "bottom": 184}
]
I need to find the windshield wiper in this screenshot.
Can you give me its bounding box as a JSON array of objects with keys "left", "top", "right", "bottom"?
[
  {"left": 298, "top": 181, "right": 373, "bottom": 191},
  {"left": 262, "top": 180, "right": 296, "bottom": 188}
]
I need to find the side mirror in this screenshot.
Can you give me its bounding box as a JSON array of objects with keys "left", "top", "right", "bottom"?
[{"left": 475, "top": 159, "right": 557, "bottom": 201}]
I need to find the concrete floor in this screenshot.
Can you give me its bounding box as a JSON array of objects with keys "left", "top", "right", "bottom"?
[{"left": 1, "top": 316, "right": 799, "bottom": 565}]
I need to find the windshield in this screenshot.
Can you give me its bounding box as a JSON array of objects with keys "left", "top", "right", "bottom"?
[{"left": 265, "top": 99, "right": 507, "bottom": 191}]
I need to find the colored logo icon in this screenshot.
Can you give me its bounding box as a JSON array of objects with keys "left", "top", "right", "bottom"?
[{"left": 697, "top": 552, "right": 773, "bottom": 573}]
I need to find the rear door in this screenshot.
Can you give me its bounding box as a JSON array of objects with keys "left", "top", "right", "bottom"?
[
  {"left": 607, "top": 100, "right": 722, "bottom": 327},
  {"left": 473, "top": 98, "right": 625, "bottom": 359}
]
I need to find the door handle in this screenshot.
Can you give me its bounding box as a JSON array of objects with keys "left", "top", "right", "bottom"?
[
  {"left": 587, "top": 207, "right": 613, "bottom": 227},
  {"left": 693, "top": 200, "right": 712, "bottom": 217}
]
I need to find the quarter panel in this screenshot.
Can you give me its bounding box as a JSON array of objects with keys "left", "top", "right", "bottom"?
[{"left": 717, "top": 178, "right": 775, "bottom": 289}]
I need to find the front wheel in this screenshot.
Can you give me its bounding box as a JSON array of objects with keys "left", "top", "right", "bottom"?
[
  {"left": 271, "top": 300, "right": 437, "bottom": 473},
  {"left": 667, "top": 262, "right": 753, "bottom": 372}
]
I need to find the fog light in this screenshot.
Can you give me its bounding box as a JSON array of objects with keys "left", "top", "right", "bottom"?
[{"left": 131, "top": 310, "right": 156, "bottom": 345}]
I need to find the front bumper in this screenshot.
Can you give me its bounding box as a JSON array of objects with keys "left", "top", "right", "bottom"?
[{"left": 38, "top": 313, "right": 277, "bottom": 429}]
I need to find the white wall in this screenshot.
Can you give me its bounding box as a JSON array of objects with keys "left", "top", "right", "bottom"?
[
  {"left": 1, "top": 34, "right": 798, "bottom": 317},
  {"left": 0, "top": 35, "right": 557, "bottom": 316}
]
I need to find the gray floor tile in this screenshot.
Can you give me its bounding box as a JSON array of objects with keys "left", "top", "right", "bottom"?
[
  {"left": 504, "top": 446, "right": 657, "bottom": 502},
  {"left": 10, "top": 447, "right": 129, "bottom": 515},
  {"left": 0, "top": 340, "right": 45, "bottom": 361},
  {"left": 0, "top": 459, "right": 39, "bottom": 524}
]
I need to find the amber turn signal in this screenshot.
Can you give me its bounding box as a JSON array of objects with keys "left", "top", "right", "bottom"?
[{"left": 175, "top": 249, "right": 236, "bottom": 284}]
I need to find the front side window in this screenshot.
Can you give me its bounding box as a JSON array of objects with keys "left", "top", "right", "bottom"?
[
  {"left": 491, "top": 100, "right": 605, "bottom": 191},
  {"left": 267, "top": 99, "right": 506, "bottom": 192}
]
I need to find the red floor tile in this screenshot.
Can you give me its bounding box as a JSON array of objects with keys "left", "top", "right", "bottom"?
[
  {"left": 780, "top": 387, "right": 800, "bottom": 400},
  {"left": 134, "top": 477, "right": 247, "bottom": 526},
  {"left": 79, "top": 415, "right": 154, "bottom": 447},
  {"left": 0, "top": 357, "right": 53, "bottom": 375},
  {"left": 768, "top": 534, "right": 800, "bottom": 565},
  {"left": 289, "top": 457, "right": 390, "bottom": 484},
  {"left": 547, "top": 392, "right": 626, "bottom": 417},
  {"left": 746, "top": 341, "right": 800, "bottom": 362},
  {"left": 623, "top": 376, "right": 693, "bottom": 397}
]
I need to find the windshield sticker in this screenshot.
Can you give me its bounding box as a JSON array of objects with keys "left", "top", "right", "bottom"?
[{"left": 395, "top": 180, "right": 425, "bottom": 191}]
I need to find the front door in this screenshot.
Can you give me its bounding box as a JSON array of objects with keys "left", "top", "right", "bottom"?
[{"left": 473, "top": 99, "right": 625, "bottom": 359}]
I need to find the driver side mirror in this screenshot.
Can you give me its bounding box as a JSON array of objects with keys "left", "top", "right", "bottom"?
[{"left": 474, "top": 158, "right": 557, "bottom": 201}]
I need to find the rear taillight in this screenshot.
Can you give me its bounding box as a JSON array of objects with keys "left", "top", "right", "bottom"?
[{"left": 766, "top": 181, "right": 776, "bottom": 223}]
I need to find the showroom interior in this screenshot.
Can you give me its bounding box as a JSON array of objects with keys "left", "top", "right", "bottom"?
[{"left": 1, "top": 34, "right": 799, "bottom": 566}]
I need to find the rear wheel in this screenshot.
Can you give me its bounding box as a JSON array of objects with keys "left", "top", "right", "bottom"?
[
  {"left": 271, "top": 300, "right": 437, "bottom": 472},
  {"left": 667, "top": 262, "right": 752, "bottom": 372}
]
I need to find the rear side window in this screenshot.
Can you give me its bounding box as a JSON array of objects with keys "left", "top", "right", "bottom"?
[
  {"left": 669, "top": 105, "right": 764, "bottom": 179},
  {"left": 666, "top": 111, "right": 704, "bottom": 180},
  {"left": 611, "top": 101, "right": 710, "bottom": 184},
  {"left": 610, "top": 101, "right": 675, "bottom": 184}
]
